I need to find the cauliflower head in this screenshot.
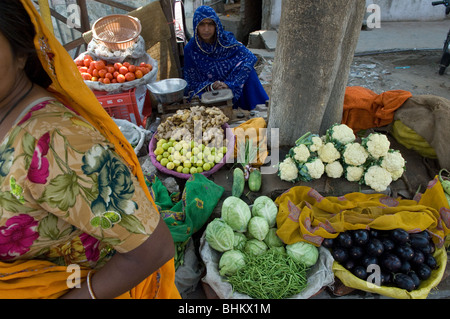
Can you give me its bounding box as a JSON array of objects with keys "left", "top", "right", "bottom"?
[
  {"left": 318, "top": 142, "right": 341, "bottom": 163},
  {"left": 345, "top": 166, "right": 364, "bottom": 183},
  {"left": 325, "top": 161, "right": 344, "bottom": 178},
  {"left": 363, "top": 133, "right": 390, "bottom": 159},
  {"left": 381, "top": 149, "right": 405, "bottom": 172},
  {"left": 309, "top": 136, "right": 323, "bottom": 152},
  {"left": 292, "top": 144, "right": 310, "bottom": 163},
  {"left": 326, "top": 124, "right": 355, "bottom": 147},
  {"left": 304, "top": 158, "right": 325, "bottom": 179},
  {"left": 343, "top": 143, "right": 369, "bottom": 166},
  {"left": 278, "top": 157, "right": 298, "bottom": 182},
  {"left": 364, "top": 165, "right": 392, "bottom": 192}
]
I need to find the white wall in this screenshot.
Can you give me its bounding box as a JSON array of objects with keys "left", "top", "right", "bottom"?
[
  {"left": 366, "top": 0, "right": 446, "bottom": 21},
  {"left": 266, "top": 0, "right": 447, "bottom": 30}
]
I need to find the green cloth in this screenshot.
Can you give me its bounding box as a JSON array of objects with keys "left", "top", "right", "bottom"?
[{"left": 146, "top": 173, "right": 224, "bottom": 243}]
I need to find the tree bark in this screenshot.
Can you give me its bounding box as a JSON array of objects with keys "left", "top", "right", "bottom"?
[{"left": 267, "top": 0, "right": 366, "bottom": 147}]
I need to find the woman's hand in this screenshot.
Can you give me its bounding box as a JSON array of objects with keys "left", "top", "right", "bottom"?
[{"left": 212, "top": 81, "right": 228, "bottom": 90}]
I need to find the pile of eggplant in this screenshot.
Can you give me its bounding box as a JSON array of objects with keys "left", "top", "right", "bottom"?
[{"left": 323, "top": 228, "right": 439, "bottom": 292}]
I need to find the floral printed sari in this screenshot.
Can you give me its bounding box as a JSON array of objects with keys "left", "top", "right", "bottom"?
[{"left": 0, "top": 0, "right": 180, "bottom": 299}]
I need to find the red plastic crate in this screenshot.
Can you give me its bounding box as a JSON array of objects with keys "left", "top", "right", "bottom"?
[{"left": 93, "top": 88, "right": 152, "bottom": 127}]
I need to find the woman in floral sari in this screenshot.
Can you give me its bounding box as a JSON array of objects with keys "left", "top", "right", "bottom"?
[{"left": 0, "top": 0, "right": 180, "bottom": 299}]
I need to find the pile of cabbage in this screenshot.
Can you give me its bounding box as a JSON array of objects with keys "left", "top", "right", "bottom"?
[
  {"left": 205, "top": 196, "right": 319, "bottom": 277},
  {"left": 277, "top": 123, "right": 406, "bottom": 192}
]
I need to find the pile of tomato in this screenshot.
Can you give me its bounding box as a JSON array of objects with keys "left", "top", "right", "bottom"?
[{"left": 75, "top": 54, "right": 153, "bottom": 84}]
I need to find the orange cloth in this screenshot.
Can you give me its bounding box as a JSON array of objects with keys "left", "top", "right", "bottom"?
[
  {"left": 342, "top": 86, "right": 412, "bottom": 133},
  {"left": 11, "top": 0, "right": 180, "bottom": 299}
]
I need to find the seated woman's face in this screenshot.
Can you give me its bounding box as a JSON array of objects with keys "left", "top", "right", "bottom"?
[{"left": 197, "top": 18, "right": 216, "bottom": 43}]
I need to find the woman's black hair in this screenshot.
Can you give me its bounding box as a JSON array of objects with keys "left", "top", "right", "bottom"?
[{"left": 0, "top": 0, "right": 52, "bottom": 88}]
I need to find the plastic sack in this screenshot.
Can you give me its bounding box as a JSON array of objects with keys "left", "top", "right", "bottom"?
[
  {"left": 75, "top": 51, "right": 158, "bottom": 93},
  {"left": 113, "top": 118, "right": 150, "bottom": 154},
  {"left": 332, "top": 247, "right": 447, "bottom": 299},
  {"left": 391, "top": 120, "right": 437, "bottom": 159},
  {"left": 199, "top": 231, "right": 335, "bottom": 299},
  {"left": 86, "top": 35, "right": 147, "bottom": 63}
]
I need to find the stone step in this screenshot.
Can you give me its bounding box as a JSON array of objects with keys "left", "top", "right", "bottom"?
[{"left": 248, "top": 29, "right": 278, "bottom": 51}]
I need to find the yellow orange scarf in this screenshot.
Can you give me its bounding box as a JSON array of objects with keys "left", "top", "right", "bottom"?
[{"left": 0, "top": 0, "right": 180, "bottom": 299}]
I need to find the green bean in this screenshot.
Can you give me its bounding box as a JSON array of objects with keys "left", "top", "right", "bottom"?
[{"left": 226, "top": 249, "right": 309, "bottom": 299}]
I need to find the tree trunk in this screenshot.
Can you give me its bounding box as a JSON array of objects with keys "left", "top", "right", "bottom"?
[{"left": 267, "top": 0, "right": 366, "bottom": 147}]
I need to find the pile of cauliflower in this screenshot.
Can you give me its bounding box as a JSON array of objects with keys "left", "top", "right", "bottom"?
[{"left": 277, "top": 123, "right": 406, "bottom": 192}]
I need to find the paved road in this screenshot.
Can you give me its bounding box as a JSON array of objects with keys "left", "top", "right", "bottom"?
[{"left": 356, "top": 19, "right": 450, "bottom": 54}]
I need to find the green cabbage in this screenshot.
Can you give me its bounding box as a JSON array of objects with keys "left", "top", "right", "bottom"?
[
  {"left": 221, "top": 196, "right": 251, "bottom": 232},
  {"left": 251, "top": 196, "right": 278, "bottom": 227},
  {"left": 219, "top": 250, "right": 246, "bottom": 276},
  {"left": 205, "top": 218, "right": 235, "bottom": 252},
  {"left": 286, "top": 241, "right": 319, "bottom": 267},
  {"left": 247, "top": 216, "right": 269, "bottom": 241},
  {"left": 244, "top": 239, "right": 268, "bottom": 256},
  {"left": 270, "top": 246, "right": 286, "bottom": 254},
  {"left": 233, "top": 232, "right": 247, "bottom": 251},
  {"left": 264, "top": 228, "right": 284, "bottom": 248}
]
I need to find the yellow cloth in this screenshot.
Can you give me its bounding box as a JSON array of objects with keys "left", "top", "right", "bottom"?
[
  {"left": 275, "top": 177, "right": 450, "bottom": 298},
  {"left": 10, "top": 0, "right": 180, "bottom": 299},
  {"left": 275, "top": 176, "right": 450, "bottom": 248},
  {"left": 232, "top": 117, "right": 268, "bottom": 167}
]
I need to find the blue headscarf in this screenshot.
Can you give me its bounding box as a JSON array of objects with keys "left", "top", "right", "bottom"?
[{"left": 183, "top": 5, "right": 257, "bottom": 102}]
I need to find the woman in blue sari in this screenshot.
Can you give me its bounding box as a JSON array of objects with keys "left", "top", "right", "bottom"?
[{"left": 183, "top": 6, "right": 269, "bottom": 111}]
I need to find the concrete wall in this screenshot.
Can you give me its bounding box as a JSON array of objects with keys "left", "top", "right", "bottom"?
[{"left": 264, "top": 0, "right": 448, "bottom": 30}]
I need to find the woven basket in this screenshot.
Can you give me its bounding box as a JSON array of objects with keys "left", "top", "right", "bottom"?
[{"left": 92, "top": 14, "right": 142, "bottom": 51}]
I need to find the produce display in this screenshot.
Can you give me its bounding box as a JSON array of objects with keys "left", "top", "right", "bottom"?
[
  {"left": 277, "top": 123, "right": 406, "bottom": 192},
  {"left": 205, "top": 195, "right": 320, "bottom": 299},
  {"left": 322, "top": 228, "right": 439, "bottom": 291},
  {"left": 75, "top": 54, "right": 153, "bottom": 84},
  {"left": 152, "top": 106, "right": 230, "bottom": 174}
]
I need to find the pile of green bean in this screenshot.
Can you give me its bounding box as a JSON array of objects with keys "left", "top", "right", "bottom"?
[{"left": 226, "top": 249, "right": 309, "bottom": 299}]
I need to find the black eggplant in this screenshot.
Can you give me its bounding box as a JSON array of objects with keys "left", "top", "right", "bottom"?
[
  {"left": 396, "top": 245, "right": 414, "bottom": 261},
  {"left": 411, "top": 250, "right": 425, "bottom": 266},
  {"left": 381, "top": 238, "right": 395, "bottom": 252},
  {"left": 424, "top": 254, "right": 438, "bottom": 270},
  {"left": 381, "top": 272, "right": 392, "bottom": 285},
  {"left": 399, "top": 260, "right": 411, "bottom": 273},
  {"left": 337, "top": 232, "right": 353, "bottom": 248},
  {"left": 407, "top": 271, "right": 421, "bottom": 289},
  {"left": 332, "top": 247, "right": 348, "bottom": 263},
  {"left": 381, "top": 253, "right": 402, "bottom": 272},
  {"left": 349, "top": 246, "right": 364, "bottom": 260},
  {"left": 393, "top": 273, "right": 416, "bottom": 292},
  {"left": 352, "top": 229, "right": 370, "bottom": 246},
  {"left": 390, "top": 228, "right": 409, "bottom": 244},
  {"left": 361, "top": 255, "right": 378, "bottom": 268},
  {"left": 369, "top": 229, "right": 381, "bottom": 238},
  {"left": 353, "top": 266, "right": 368, "bottom": 280},
  {"left": 419, "top": 243, "right": 434, "bottom": 254},
  {"left": 344, "top": 259, "right": 356, "bottom": 271},
  {"left": 415, "top": 263, "right": 432, "bottom": 280},
  {"left": 410, "top": 234, "right": 430, "bottom": 249},
  {"left": 366, "top": 238, "right": 384, "bottom": 257},
  {"left": 322, "top": 238, "right": 335, "bottom": 248}
]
